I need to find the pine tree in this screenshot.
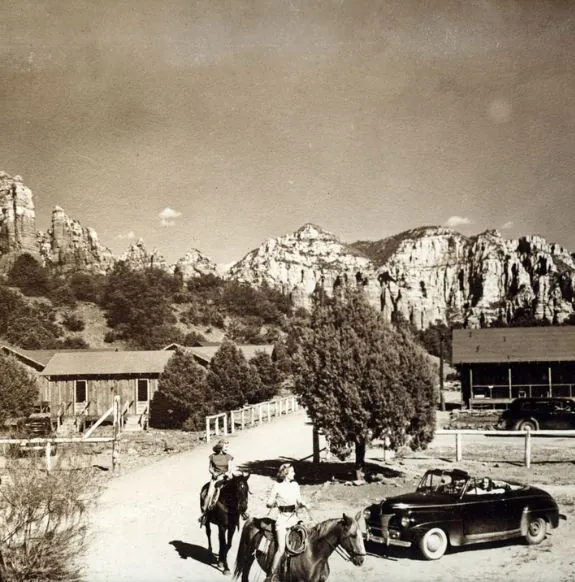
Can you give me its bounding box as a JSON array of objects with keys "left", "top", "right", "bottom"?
[
  {"left": 151, "top": 349, "right": 213, "bottom": 429},
  {"left": 0, "top": 354, "right": 38, "bottom": 425},
  {"left": 249, "top": 351, "right": 281, "bottom": 402},
  {"left": 289, "top": 286, "right": 436, "bottom": 477}
]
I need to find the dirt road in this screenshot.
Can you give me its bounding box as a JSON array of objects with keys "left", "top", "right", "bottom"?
[{"left": 84, "top": 412, "right": 575, "bottom": 582}]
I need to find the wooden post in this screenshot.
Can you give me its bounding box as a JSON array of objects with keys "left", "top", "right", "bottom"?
[
  {"left": 215, "top": 416, "right": 220, "bottom": 435},
  {"left": 45, "top": 441, "right": 52, "bottom": 472},
  {"left": 524, "top": 428, "right": 532, "bottom": 468},
  {"left": 439, "top": 335, "right": 446, "bottom": 411},
  {"left": 267, "top": 401, "right": 271, "bottom": 422},
  {"left": 112, "top": 395, "right": 121, "bottom": 472},
  {"left": 230, "top": 411, "right": 235, "bottom": 434},
  {"left": 241, "top": 409, "right": 245, "bottom": 431},
  {"left": 258, "top": 404, "right": 263, "bottom": 424},
  {"left": 223, "top": 413, "right": 228, "bottom": 436},
  {"left": 312, "top": 426, "right": 320, "bottom": 464},
  {"left": 455, "top": 433, "right": 462, "bottom": 462},
  {"left": 251, "top": 406, "right": 255, "bottom": 426},
  {"left": 206, "top": 417, "right": 211, "bottom": 443}
]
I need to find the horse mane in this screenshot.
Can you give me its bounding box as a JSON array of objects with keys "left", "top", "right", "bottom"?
[{"left": 308, "top": 518, "right": 342, "bottom": 542}]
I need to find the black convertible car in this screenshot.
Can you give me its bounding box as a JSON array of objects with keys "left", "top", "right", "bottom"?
[{"left": 362, "top": 468, "right": 566, "bottom": 560}]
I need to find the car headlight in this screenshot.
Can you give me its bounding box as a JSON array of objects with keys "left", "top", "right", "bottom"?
[
  {"left": 363, "top": 509, "right": 371, "bottom": 520},
  {"left": 400, "top": 515, "right": 412, "bottom": 527}
]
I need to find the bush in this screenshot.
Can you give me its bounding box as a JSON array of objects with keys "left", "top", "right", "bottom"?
[
  {"left": 0, "top": 455, "right": 98, "bottom": 581},
  {"left": 0, "top": 354, "right": 39, "bottom": 426},
  {"left": 62, "top": 312, "right": 85, "bottom": 332},
  {"left": 7, "top": 254, "right": 52, "bottom": 297}
]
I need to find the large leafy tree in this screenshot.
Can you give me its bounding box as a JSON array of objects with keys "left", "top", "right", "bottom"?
[
  {"left": 7, "top": 253, "right": 51, "bottom": 297},
  {"left": 249, "top": 351, "right": 281, "bottom": 402},
  {"left": 289, "top": 286, "right": 436, "bottom": 476},
  {"left": 151, "top": 349, "right": 214, "bottom": 429},
  {"left": 0, "top": 354, "right": 38, "bottom": 425}
]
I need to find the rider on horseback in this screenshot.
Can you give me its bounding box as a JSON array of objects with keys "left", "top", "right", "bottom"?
[
  {"left": 264, "top": 462, "right": 309, "bottom": 582},
  {"left": 199, "top": 439, "right": 235, "bottom": 526}
]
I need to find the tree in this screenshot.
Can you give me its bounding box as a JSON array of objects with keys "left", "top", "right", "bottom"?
[
  {"left": 151, "top": 349, "right": 214, "bottom": 429},
  {"left": 0, "top": 354, "right": 38, "bottom": 425},
  {"left": 7, "top": 253, "right": 51, "bottom": 296},
  {"left": 249, "top": 351, "right": 281, "bottom": 402},
  {"left": 208, "top": 340, "right": 262, "bottom": 411},
  {"left": 289, "top": 287, "right": 436, "bottom": 478}
]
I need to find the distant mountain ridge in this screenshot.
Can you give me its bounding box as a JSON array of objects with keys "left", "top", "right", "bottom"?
[{"left": 1, "top": 171, "right": 574, "bottom": 328}]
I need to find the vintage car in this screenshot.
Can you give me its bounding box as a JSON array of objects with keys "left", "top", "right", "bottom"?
[{"left": 362, "top": 468, "right": 566, "bottom": 560}]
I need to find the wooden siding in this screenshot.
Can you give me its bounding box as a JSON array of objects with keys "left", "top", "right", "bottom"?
[{"left": 48, "top": 375, "right": 159, "bottom": 418}]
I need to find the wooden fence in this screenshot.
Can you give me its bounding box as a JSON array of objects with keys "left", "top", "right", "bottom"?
[
  {"left": 205, "top": 395, "right": 299, "bottom": 443},
  {"left": 436, "top": 428, "right": 575, "bottom": 468}
]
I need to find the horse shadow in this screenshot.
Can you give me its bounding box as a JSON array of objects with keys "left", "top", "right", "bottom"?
[
  {"left": 169, "top": 540, "right": 221, "bottom": 571},
  {"left": 238, "top": 456, "right": 402, "bottom": 485}
]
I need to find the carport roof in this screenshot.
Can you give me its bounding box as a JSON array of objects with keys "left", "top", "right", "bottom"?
[
  {"left": 42, "top": 350, "right": 174, "bottom": 376},
  {"left": 452, "top": 327, "right": 575, "bottom": 364}
]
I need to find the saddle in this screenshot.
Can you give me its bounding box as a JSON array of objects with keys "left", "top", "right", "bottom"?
[{"left": 256, "top": 519, "right": 308, "bottom": 556}]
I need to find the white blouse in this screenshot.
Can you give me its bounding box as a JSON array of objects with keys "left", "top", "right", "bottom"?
[{"left": 267, "top": 480, "right": 302, "bottom": 508}]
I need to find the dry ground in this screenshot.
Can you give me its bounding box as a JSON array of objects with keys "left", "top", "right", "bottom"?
[{"left": 76, "top": 410, "right": 575, "bottom": 582}]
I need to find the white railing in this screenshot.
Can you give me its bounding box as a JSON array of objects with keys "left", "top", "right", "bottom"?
[
  {"left": 436, "top": 428, "right": 575, "bottom": 468},
  {"left": 205, "top": 395, "right": 299, "bottom": 443}
]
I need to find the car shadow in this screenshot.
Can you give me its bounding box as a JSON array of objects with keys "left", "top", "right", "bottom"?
[
  {"left": 238, "top": 457, "right": 402, "bottom": 485},
  {"left": 169, "top": 540, "right": 220, "bottom": 570}
]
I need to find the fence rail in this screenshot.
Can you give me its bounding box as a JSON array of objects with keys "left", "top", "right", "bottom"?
[
  {"left": 435, "top": 428, "right": 575, "bottom": 468},
  {"left": 205, "top": 396, "right": 299, "bottom": 443}
]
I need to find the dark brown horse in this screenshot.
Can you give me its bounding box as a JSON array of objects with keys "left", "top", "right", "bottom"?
[
  {"left": 200, "top": 473, "right": 251, "bottom": 575},
  {"left": 233, "top": 512, "right": 366, "bottom": 582}
]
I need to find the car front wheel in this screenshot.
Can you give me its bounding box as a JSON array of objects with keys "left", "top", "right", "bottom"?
[
  {"left": 525, "top": 516, "right": 547, "bottom": 545},
  {"left": 419, "top": 527, "right": 448, "bottom": 560}
]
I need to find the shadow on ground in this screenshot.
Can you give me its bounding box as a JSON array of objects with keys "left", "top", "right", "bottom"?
[
  {"left": 169, "top": 540, "right": 220, "bottom": 570},
  {"left": 238, "top": 457, "right": 403, "bottom": 485}
]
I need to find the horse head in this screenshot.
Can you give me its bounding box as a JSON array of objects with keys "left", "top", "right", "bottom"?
[
  {"left": 232, "top": 472, "right": 251, "bottom": 519},
  {"left": 337, "top": 512, "right": 366, "bottom": 566}
]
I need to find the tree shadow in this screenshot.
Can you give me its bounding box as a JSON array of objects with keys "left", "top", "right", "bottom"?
[
  {"left": 238, "top": 457, "right": 402, "bottom": 485},
  {"left": 169, "top": 540, "right": 220, "bottom": 570}
]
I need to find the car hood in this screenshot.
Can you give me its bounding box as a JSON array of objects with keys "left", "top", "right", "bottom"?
[{"left": 369, "top": 492, "right": 458, "bottom": 513}]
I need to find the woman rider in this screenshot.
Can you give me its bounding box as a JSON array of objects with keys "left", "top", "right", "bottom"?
[{"left": 265, "top": 462, "right": 309, "bottom": 582}]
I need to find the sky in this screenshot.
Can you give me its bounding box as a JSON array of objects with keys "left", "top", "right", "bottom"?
[{"left": 1, "top": 0, "right": 573, "bottom": 265}]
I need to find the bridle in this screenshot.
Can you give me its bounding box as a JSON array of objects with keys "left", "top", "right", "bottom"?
[{"left": 325, "top": 524, "right": 367, "bottom": 562}]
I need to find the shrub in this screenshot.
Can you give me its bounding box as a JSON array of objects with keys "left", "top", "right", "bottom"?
[
  {"left": 62, "top": 313, "right": 85, "bottom": 332},
  {"left": 0, "top": 354, "right": 38, "bottom": 426},
  {"left": 0, "top": 455, "right": 97, "bottom": 582},
  {"left": 7, "top": 253, "right": 52, "bottom": 297}
]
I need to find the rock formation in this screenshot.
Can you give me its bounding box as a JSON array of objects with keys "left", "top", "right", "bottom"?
[
  {"left": 119, "top": 239, "right": 168, "bottom": 272},
  {"left": 174, "top": 248, "right": 220, "bottom": 279}
]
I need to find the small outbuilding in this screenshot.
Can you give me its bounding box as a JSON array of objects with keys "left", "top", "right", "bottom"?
[{"left": 452, "top": 327, "right": 575, "bottom": 409}]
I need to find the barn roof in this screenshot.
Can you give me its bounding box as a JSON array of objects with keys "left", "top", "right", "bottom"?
[
  {"left": 452, "top": 327, "right": 575, "bottom": 364},
  {"left": 42, "top": 351, "right": 174, "bottom": 376},
  {"left": 163, "top": 343, "right": 274, "bottom": 365}
]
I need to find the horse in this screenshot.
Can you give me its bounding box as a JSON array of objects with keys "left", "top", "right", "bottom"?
[
  {"left": 233, "top": 512, "right": 366, "bottom": 582},
  {"left": 200, "top": 472, "right": 251, "bottom": 575}
]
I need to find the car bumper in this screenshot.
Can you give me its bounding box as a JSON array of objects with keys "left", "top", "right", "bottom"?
[{"left": 364, "top": 529, "right": 412, "bottom": 548}]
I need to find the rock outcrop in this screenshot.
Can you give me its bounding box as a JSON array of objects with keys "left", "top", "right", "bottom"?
[
  {"left": 119, "top": 239, "right": 168, "bottom": 272},
  {"left": 0, "top": 172, "right": 38, "bottom": 270},
  {"left": 174, "top": 248, "right": 220, "bottom": 280},
  {"left": 229, "top": 225, "right": 575, "bottom": 328},
  {"left": 37, "top": 206, "right": 116, "bottom": 274}
]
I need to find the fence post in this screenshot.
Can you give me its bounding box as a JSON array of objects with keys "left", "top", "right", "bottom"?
[
  {"left": 215, "top": 417, "right": 220, "bottom": 436},
  {"left": 230, "top": 411, "right": 235, "bottom": 434},
  {"left": 251, "top": 406, "right": 256, "bottom": 426},
  {"left": 223, "top": 413, "right": 228, "bottom": 436},
  {"left": 241, "top": 409, "right": 245, "bottom": 431},
  {"left": 259, "top": 404, "right": 263, "bottom": 424},
  {"left": 45, "top": 441, "right": 52, "bottom": 472},
  {"left": 205, "top": 417, "right": 211, "bottom": 443},
  {"left": 524, "top": 428, "right": 532, "bottom": 468},
  {"left": 112, "top": 395, "right": 121, "bottom": 472},
  {"left": 267, "top": 401, "right": 271, "bottom": 422},
  {"left": 455, "top": 433, "right": 462, "bottom": 462}
]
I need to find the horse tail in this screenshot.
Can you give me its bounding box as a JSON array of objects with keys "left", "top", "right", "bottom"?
[{"left": 233, "top": 517, "right": 263, "bottom": 580}]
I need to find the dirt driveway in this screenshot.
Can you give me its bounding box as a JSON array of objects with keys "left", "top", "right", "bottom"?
[{"left": 84, "top": 412, "right": 575, "bottom": 582}]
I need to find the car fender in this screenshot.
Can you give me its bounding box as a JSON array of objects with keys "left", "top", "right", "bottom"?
[
  {"left": 519, "top": 506, "right": 553, "bottom": 535},
  {"left": 410, "top": 518, "right": 463, "bottom": 546}
]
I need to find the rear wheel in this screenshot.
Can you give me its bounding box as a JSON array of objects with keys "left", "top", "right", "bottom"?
[
  {"left": 419, "top": 528, "right": 448, "bottom": 560},
  {"left": 516, "top": 419, "right": 539, "bottom": 431},
  {"left": 525, "top": 516, "right": 547, "bottom": 545}
]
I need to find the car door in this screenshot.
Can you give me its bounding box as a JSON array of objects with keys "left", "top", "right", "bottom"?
[{"left": 460, "top": 489, "right": 507, "bottom": 540}]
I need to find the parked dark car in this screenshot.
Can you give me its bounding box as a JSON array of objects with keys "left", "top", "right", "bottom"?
[
  {"left": 362, "top": 468, "right": 565, "bottom": 560},
  {"left": 10, "top": 413, "right": 58, "bottom": 456},
  {"left": 496, "top": 397, "right": 575, "bottom": 431}
]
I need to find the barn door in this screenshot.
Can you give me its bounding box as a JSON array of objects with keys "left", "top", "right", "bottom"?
[{"left": 74, "top": 380, "right": 88, "bottom": 414}]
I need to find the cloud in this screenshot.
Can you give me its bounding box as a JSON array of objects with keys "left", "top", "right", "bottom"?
[
  {"left": 445, "top": 216, "right": 472, "bottom": 227},
  {"left": 501, "top": 221, "right": 514, "bottom": 230},
  {"left": 158, "top": 207, "right": 182, "bottom": 228},
  {"left": 116, "top": 230, "right": 135, "bottom": 240}
]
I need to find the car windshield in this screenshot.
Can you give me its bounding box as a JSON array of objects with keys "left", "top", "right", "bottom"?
[{"left": 416, "top": 471, "right": 468, "bottom": 496}]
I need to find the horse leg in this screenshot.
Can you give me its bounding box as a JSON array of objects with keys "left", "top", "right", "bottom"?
[
  {"left": 217, "top": 525, "right": 229, "bottom": 574},
  {"left": 205, "top": 521, "right": 213, "bottom": 557}
]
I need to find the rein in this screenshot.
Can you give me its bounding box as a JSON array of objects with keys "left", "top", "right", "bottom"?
[{"left": 323, "top": 528, "right": 367, "bottom": 562}]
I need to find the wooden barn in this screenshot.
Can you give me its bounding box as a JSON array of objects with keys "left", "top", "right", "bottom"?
[
  {"left": 41, "top": 350, "right": 174, "bottom": 430},
  {"left": 452, "top": 327, "right": 575, "bottom": 409},
  {"left": 162, "top": 343, "right": 275, "bottom": 366}
]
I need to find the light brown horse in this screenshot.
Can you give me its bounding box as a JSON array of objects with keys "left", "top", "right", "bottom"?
[{"left": 233, "top": 512, "right": 365, "bottom": 582}]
